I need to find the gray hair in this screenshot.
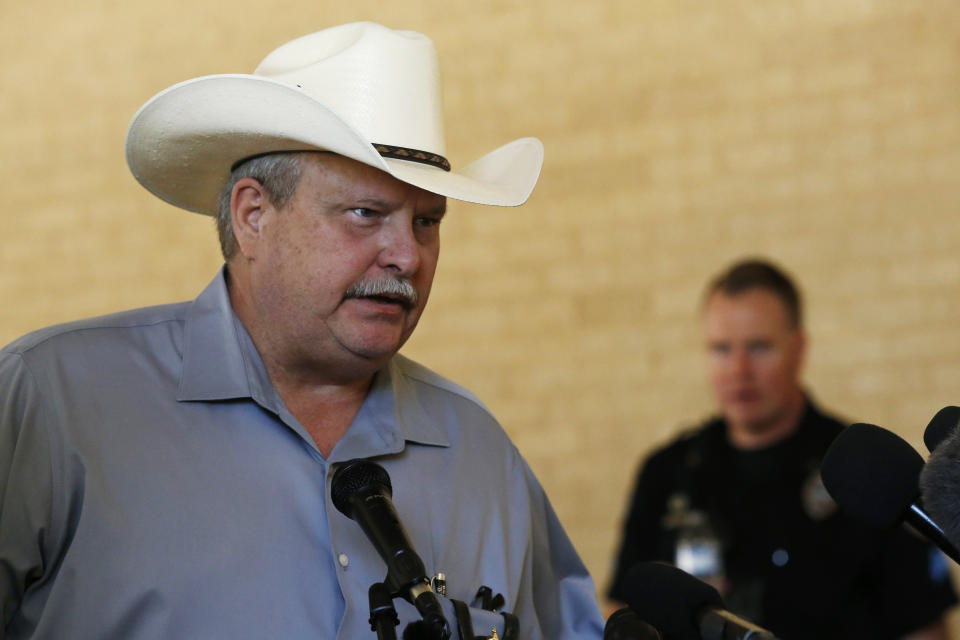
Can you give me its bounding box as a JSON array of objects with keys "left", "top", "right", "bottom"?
[{"left": 215, "top": 152, "right": 305, "bottom": 260}]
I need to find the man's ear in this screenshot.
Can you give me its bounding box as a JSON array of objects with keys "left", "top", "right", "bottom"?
[
  {"left": 794, "top": 329, "right": 808, "bottom": 368},
  {"left": 231, "top": 177, "right": 268, "bottom": 258}
]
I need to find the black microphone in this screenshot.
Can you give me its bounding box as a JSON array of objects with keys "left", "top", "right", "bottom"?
[
  {"left": 332, "top": 459, "right": 450, "bottom": 640},
  {"left": 622, "top": 562, "right": 779, "bottom": 640},
  {"left": 920, "top": 418, "right": 960, "bottom": 553},
  {"left": 821, "top": 422, "right": 960, "bottom": 564},
  {"left": 923, "top": 406, "right": 960, "bottom": 452},
  {"left": 604, "top": 608, "right": 662, "bottom": 640}
]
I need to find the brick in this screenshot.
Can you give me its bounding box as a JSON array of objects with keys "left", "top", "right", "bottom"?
[{"left": 4, "top": 2, "right": 960, "bottom": 616}]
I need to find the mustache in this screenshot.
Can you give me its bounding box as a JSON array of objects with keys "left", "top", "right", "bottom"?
[{"left": 344, "top": 277, "right": 418, "bottom": 308}]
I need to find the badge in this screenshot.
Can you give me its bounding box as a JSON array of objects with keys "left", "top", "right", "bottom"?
[{"left": 802, "top": 469, "right": 837, "bottom": 521}]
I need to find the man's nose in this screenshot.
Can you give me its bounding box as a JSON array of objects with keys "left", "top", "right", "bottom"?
[
  {"left": 729, "top": 349, "right": 752, "bottom": 377},
  {"left": 377, "top": 217, "right": 422, "bottom": 275}
]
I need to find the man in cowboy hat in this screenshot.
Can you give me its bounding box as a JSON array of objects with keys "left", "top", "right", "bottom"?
[{"left": 0, "top": 22, "right": 604, "bottom": 639}]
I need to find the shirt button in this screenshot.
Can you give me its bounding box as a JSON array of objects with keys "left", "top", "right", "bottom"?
[
  {"left": 772, "top": 548, "right": 789, "bottom": 567},
  {"left": 338, "top": 553, "right": 350, "bottom": 568}
]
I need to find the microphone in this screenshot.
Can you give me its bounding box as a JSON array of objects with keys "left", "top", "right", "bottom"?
[
  {"left": 821, "top": 422, "right": 960, "bottom": 564},
  {"left": 622, "top": 562, "right": 779, "bottom": 640},
  {"left": 604, "top": 608, "right": 662, "bottom": 640},
  {"left": 332, "top": 459, "right": 450, "bottom": 640},
  {"left": 923, "top": 406, "right": 960, "bottom": 452},
  {"left": 920, "top": 417, "right": 960, "bottom": 553}
]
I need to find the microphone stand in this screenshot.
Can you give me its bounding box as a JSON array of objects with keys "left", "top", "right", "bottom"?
[
  {"left": 368, "top": 582, "right": 400, "bottom": 640},
  {"left": 906, "top": 504, "right": 960, "bottom": 565}
]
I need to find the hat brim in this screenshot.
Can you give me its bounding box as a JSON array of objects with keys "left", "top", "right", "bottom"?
[{"left": 126, "top": 75, "right": 544, "bottom": 214}]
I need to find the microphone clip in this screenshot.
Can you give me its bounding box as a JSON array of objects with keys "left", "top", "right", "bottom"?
[{"left": 368, "top": 582, "right": 400, "bottom": 640}]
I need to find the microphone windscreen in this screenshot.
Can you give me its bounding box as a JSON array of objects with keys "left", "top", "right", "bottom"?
[
  {"left": 331, "top": 459, "right": 393, "bottom": 517},
  {"left": 919, "top": 427, "right": 960, "bottom": 552},
  {"left": 621, "top": 562, "right": 723, "bottom": 640},
  {"left": 604, "top": 608, "right": 662, "bottom": 640},
  {"left": 924, "top": 406, "right": 960, "bottom": 452},
  {"left": 401, "top": 621, "right": 428, "bottom": 639},
  {"left": 821, "top": 423, "right": 923, "bottom": 528}
]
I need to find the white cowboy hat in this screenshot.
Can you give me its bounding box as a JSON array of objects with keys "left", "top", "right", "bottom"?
[{"left": 126, "top": 21, "right": 544, "bottom": 215}]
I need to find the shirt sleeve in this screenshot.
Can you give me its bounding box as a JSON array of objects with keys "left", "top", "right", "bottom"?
[
  {"left": 606, "top": 450, "right": 674, "bottom": 603},
  {"left": 0, "top": 351, "right": 54, "bottom": 635},
  {"left": 518, "top": 457, "right": 605, "bottom": 640}
]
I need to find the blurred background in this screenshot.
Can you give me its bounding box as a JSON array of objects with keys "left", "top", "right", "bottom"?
[{"left": 3, "top": 0, "right": 959, "bottom": 620}]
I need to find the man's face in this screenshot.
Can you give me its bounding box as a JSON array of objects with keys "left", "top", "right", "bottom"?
[
  {"left": 240, "top": 153, "right": 445, "bottom": 378},
  {"left": 704, "top": 288, "right": 805, "bottom": 436}
]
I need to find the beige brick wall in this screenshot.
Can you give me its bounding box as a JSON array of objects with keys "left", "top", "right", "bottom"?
[{"left": 4, "top": 0, "right": 960, "bottom": 626}]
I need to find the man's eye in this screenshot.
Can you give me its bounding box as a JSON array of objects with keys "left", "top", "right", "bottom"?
[
  {"left": 351, "top": 208, "right": 377, "bottom": 218},
  {"left": 415, "top": 216, "right": 442, "bottom": 227}
]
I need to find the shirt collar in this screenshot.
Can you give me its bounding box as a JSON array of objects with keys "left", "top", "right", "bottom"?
[
  {"left": 177, "top": 268, "right": 449, "bottom": 450},
  {"left": 177, "top": 267, "right": 253, "bottom": 402},
  {"left": 387, "top": 356, "right": 451, "bottom": 447},
  {"left": 328, "top": 356, "right": 451, "bottom": 460}
]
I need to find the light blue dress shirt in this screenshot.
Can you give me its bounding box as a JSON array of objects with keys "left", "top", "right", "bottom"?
[{"left": 0, "top": 269, "right": 604, "bottom": 639}]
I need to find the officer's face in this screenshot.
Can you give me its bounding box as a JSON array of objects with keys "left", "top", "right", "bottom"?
[{"left": 704, "top": 288, "right": 806, "bottom": 436}]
